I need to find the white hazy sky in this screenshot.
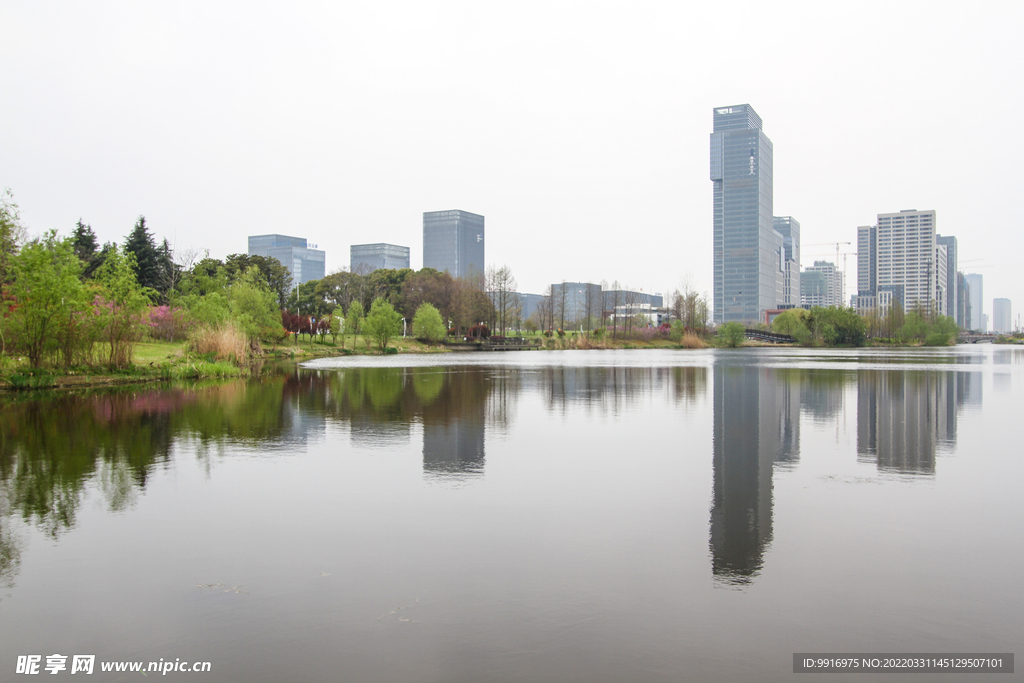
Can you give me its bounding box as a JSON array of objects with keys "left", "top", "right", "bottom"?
[{"left": 2, "top": 1, "right": 1022, "bottom": 323}]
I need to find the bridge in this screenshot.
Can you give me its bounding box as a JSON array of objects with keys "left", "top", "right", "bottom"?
[
  {"left": 744, "top": 329, "right": 796, "bottom": 344},
  {"left": 959, "top": 333, "right": 996, "bottom": 344}
]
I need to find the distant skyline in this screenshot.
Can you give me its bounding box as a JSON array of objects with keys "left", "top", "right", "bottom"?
[{"left": 2, "top": 2, "right": 1021, "bottom": 310}]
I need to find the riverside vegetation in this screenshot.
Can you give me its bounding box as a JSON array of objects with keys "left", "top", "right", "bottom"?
[{"left": 0, "top": 192, "right": 965, "bottom": 389}]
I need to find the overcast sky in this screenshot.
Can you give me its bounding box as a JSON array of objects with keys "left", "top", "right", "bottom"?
[{"left": 3, "top": 1, "right": 1022, "bottom": 323}]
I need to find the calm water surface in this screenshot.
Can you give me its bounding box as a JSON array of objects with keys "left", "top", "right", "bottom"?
[{"left": 1, "top": 347, "right": 1021, "bottom": 682}]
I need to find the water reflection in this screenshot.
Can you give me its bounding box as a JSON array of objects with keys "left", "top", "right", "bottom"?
[
  {"left": 856, "top": 371, "right": 979, "bottom": 475},
  {"left": 709, "top": 363, "right": 978, "bottom": 585},
  {"left": 539, "top": 366, "right": 707, "bottom": 414},
  {"left": 710, "top": 365, "right": 802, "bottom": 585},
  {"left": 0, "top": 356, "right": 992, "bottom": 597}
]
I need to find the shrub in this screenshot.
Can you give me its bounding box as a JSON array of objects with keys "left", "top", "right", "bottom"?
[
  {"left": 148, "top": 305, "right": 191, "bottom": 341},
  {"left": 717, "top": 321, "right": 746, "bottom": 348},
  {"left": 467, "top": 323, "right": 490, "bottom": 340}
]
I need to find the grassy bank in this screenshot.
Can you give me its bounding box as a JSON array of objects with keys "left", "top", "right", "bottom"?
[{"left": 1, "top": 331, "right": 729, "bottom": 391}]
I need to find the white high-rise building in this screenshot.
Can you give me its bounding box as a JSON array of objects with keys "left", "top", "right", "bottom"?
[
  {"left": 802, "top": 261, "right": 842, "bottom": 308},
  {"left": 993, "top": 298, "right": 1012, "bottom": 334},
  {"left": 966, "top": 273, "right": 984, "bottom": 331},
  {"left": 875, "top": 210, "right": 939, "bottom": 314}
]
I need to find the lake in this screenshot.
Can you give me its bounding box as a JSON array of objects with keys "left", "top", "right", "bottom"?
[{"left": 1, "top": 346, "right": 1021, "bottom": 682}]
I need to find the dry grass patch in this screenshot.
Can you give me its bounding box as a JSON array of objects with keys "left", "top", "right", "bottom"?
[{"left": 188, "top": 323, "right": 251, "bottom": 363}]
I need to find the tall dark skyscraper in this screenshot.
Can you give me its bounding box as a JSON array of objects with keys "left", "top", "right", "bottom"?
[
  {"left": 711, "top": 104, "right": 782, "bottom": 323},
  {"left": 423, "top": 210, "right": 485, "bottom": 279}
]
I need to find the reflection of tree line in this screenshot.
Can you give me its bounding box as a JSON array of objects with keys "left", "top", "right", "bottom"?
[
  {"left": 0, "top": 377, "right": 294, "bottom": 588},
  {"left": 710, "top": 365, "right": 980, "bottom": 586}
]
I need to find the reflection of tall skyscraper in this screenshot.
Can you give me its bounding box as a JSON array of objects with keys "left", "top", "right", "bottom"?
[
  {"left": 423, "top": 419, "right": 485, "bottom": 476},
  {"left": 421, "top": 367, "right": 490, "bottom": 479},
  {"left": 799, "top": 372, "right": 848, "bottom": 423},
  {"left": 857, "top": 371, "right": 975, "bottom": 474},
  {"left": 710, "top": 365, "right": 800, "bottom": 584}
]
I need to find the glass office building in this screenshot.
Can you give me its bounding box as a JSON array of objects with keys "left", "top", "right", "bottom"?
[
  {"left": 350, "top": 243, "right": 410, "bottom": 273},
  {"left": 773, "top": 216, "right": 801, "bottom": 308},
  {"left": 423, "top": 210, "right": 485, "bottom": 279},
  {"left": 711, "top": 104, "right": 784, "bottom": 323},
  {"left": 247, "top": 234, "right": 325, "bottom": 286}
]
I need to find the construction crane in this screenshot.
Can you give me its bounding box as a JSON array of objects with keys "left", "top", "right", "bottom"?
[{"left": 804, "top": 242, "right": 852, "bottom": 267}]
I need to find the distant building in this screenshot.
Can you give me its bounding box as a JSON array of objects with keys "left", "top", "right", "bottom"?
[
  {"left": 550, "top": 282, "right": 604, "bottom": 327},
  {"left": 423, "top": 210, "right": 484, "bottom": 279},
  {"left": 601, "top": 289, "right": 663, "bottom": 309},
  {"left": 936, "top": 235, "right": 958, "bottom": 321},
  {"left": 773, "top": 217, "right": 801, "bottom": 308},
  {"left": 992, "top": 298, "right": 1012, "bottom": 334},
  {"left": 802, "top": 261, "right": 841, "bottom": 308},
  {"left": 350, "top": 243, "right": 410, "bottom": 273},
  {"left": 711, "top": 104, "right": 784, "bottom": 323},
  {"left": 966, "top": 273, "right": 984, "bottom": 331},
  {"left": 612, "top": 303, "right": 667, "bottom": 327},
  {"left": 956, "top": 272, "right": 972, "bottom": 330},
  {"left": 857, "top": 225, "right": 877, "bottom": 297},
  {"left": 801, "top": 270, "right": 827, "bottom": 308},
  {"left": 519, "top": 293, "right": 546, "bottom": 324},
  {"left": 248, "top": 234, "right": 325, "bottom": 286},
  {"left": 878, "top": 210, "right": 938, "bottom": 313},
  {"left": 857, "top": 210, "right": 947, "bottom": 316}
]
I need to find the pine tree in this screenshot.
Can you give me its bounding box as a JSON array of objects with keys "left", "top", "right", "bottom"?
[
  {"left": 71, "top": 219, "right": 101, "bottom": 278},
  {"left": 123, "top": 215, "right": 161, "bottom": 293}
]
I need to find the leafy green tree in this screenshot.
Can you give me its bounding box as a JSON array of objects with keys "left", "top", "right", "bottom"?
[
  {"left": 225, "top": 253, "right": 292, "bottom": 307},
  {"left": 229, "top": 267, "right": 286, "bottom": 343},
  {"left": 898, "top": 311, "right": 928, "bottom": 344},
  {"left": 804, "top": 306, "right": 866, "bottom": 347},
  {"left": 717, "top": 321, "right": 746, "bottom": 348},
  {"left": 367, "top": 268, "right": 414, "bottom": 306},
  {"left": 413, "top": 302, "right": 446, "bottom": 342},
  {"left": 5, "top": 232, "right": 91, "bottom": 367},
  {"left": 772, "top": 309, "right": 809, "bottom": 338},
  {"left": 925, "top": 315, "right": 959, "bottom": 346},
  {"left": 94, "top": 246, "right": 152, "bottom": 368},
  {"left": 364, "top": 298, "right": 402, "bottom": 352},
  {"left": 0, "top": 188, "right": 27, "bottom": 284},
  {"left": 287, "top": 277, "right": 331, "bottom": 319},
  {"left": 347, "top": 300, "right": 364, "bottom": 347},
  {"left": 330, "top": 306, "right": 344, "bottom": 344}
]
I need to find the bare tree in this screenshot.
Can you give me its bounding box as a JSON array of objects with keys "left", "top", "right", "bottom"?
[
  {"left": 583, "top": 284, "right": 601, "bottom": 337},
  {"left": 487, "top": 264, "right": 519, "bottom": 335},
  {"left": 555, "top": 280, "right": 569, "bottom": 332},
  {"left": 606, "top": 281, "right": 623, "bottom": 340},
  {"left": 539, "top": 286, "right": 554, "bottom": 334}
]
